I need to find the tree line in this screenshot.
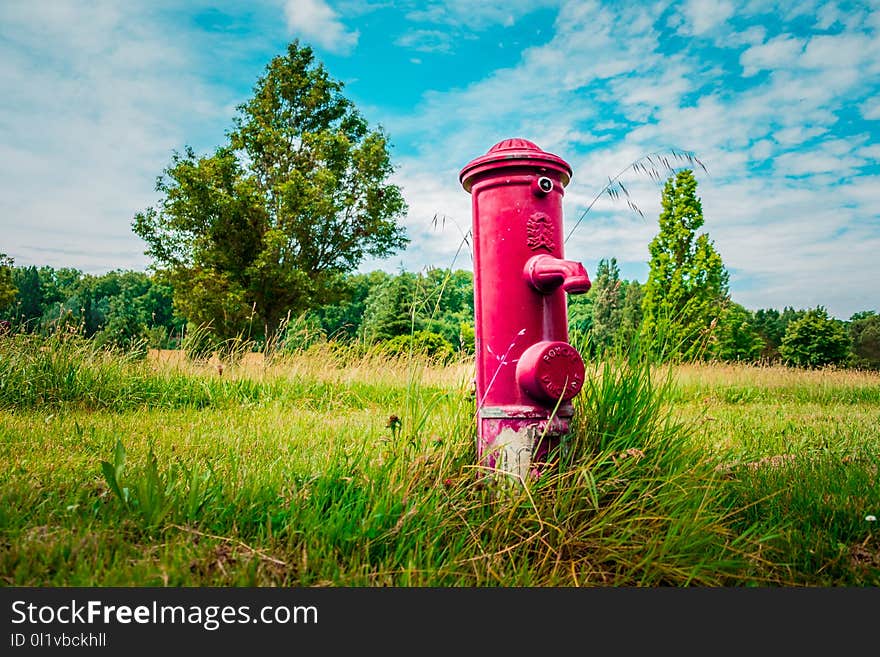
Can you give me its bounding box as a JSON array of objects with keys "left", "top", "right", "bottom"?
[
  {"left": 1, "top": 41, "right": 876, "bottom": 369},
  {"left": 0, "top": 255, "right": 877, "bottom": 369}
]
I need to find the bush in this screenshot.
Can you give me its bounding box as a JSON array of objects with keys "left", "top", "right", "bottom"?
[{"left": 379, "top": 330, "right": 455, "bottom": 363}]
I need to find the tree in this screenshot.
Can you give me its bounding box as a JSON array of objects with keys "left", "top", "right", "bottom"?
[
  {"left": 11, "top": 266, "right": 43, "bottom": 330},
  {"left": 589, "top": 257, "right": 623, "bottom": 356},
  {"left": 313, "top": 270, "right": 389, "bottom": 340},
  {"left": 0, "top": 254, "right": 15, "bottom": 312},
  {"left": 93, "top": 289, "right": 149, "bottom": 355},
  {"left": 360, "top": 271, "right": 422, "bottom": 342},
  {"left": 618, "top": 279, "right": 643, "bottom": 349},
  {"left": 707, "top": 302, "right": 764, "bottom": 362},
  {"left": 849, "top": 311, "right": 880, "bottom": 370},
  {"left": 751, "top": 307, "right": 805, "bottom": 361},
  {"left": 641, "top": 169, "right": 729, "bottom": 360},
  {"left": 567, "top": 289, "right": 595, "bottom": 345},
  {"left": 133, "top": 41, "right": 408, "bottom": 341},
  {"left": 779, "top": 307, "right": 850, "bottom": 368}
]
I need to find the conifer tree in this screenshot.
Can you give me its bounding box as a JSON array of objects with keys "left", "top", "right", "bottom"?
[
  {"left": 641, "top": 169, "right": 728, "bottom": 360},
  {"left": 589, "top": 257, "right": 623, "bottom": 356}
]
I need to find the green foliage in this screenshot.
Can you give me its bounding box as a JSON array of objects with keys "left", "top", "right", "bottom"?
[
  {"left": 359, "top": 267, "right": 474, "bottom": 351},
  {"left": 133, "top": 41, "right": 408, "bottom": 342},
  {"left": 9, "top": 265, "right": 42, "bottom": 329},
  {"left": 707, "top": 302, "right": 765, "bottom": 362},
  {"left": 779, "top": 307, "right": 851, "bottom": 368},
  {"left": 751, "top": 307, "right": 805, "bottom": 361},
  {"left": 101, "top": 439, "right": 217, "bottom": 529},
  {"left": 313, "top": 271, "right": 389, "bottom": 339},
  {"left": 588, "top": 257, "right": 623, "bottom": 356},
  {"left": 380, "top": 330, "right": 455, "bottom": 363},
  {"left": 641, "top": 170, "right": 729, "bottom": 361},
  {"left": 583, "top": 261, "right": 645, "bottom": 357},
  {"left": 278, "top": 312, "right": 328, "bottom": 354},
  {"left": 618, "top": 279, "right": 643, "bottom": 349},
  {"left": 361, "top": 271, "right": 421, "bottom": 341},
  {"left": 849, "top": 311, "right": 880, "bottom": 370},
  {"left": 100, "top": 439, "right": 129, "bottom": 506},
  {"left": 0, "top": 253, "right": 15, "bottom": 311},
  {"left": 1, "top": 266, "right": 181, "bottom": 345},
  {"left": 567, "top": 290, "right": 594, "bottom": 342}
]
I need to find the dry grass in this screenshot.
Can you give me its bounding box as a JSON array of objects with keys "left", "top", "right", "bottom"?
[
  {"left": 147, "top": 346, "right": 475, "bottom": 390},
  {"left": 671, "top": 360, "right": 880, "bottom": 390}
]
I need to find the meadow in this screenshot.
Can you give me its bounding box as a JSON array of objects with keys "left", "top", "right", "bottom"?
[{"left": 1, "top": 333, "right": 878, "bottom": 586}]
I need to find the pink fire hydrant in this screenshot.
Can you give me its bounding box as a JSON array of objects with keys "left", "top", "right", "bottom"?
[{"left": 460, "top": 138, "right": 591, "bottom": 480}]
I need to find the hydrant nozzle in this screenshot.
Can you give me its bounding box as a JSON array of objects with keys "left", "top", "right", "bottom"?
[{"left": 525, "top": 254, "right": 592, "bottom": 295}]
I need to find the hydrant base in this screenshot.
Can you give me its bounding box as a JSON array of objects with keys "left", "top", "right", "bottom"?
[{"left": 479, "top": 407, "right": 572, "bottom": 480}]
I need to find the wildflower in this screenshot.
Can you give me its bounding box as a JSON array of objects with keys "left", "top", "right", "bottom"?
[
  {"left": 866, "top": 515, "right": 877, "bottom": 522},
  {"left": 385, "top": 414, "right": 401, "bottom": 439}
]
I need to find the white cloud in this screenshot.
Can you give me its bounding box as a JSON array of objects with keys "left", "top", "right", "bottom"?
[
  {"left": 2, "top": 0, "right": 878, "bottom": 319},
  {"left": 395, "top": 29, "right": 453, "bottom": 53},
  {"left": 359, "top": 160, "right": 475, "bottom": 274},
  {"left": 773, "top": 150, "right": 864, "bottom": 177},
  {"left": 740, "top": 34, "right": 804, "bottom": 76},
  {"left": 750, "top": 139, "right": 774, "bottom": 161},
  {"left": 725, "top": 24, "right": 766, "bottom": 47},
  {"left": 0, "top": 1, "right": 240, "bottom": 273},
  {"left": 404, "top": 0, "right": 558, "bottom": 30},
  {"left": 816, "top": 2, "right": 842, "bottom": 30},
  {"left": 284, "top": 0, "right": 359, "bottom": 54},
  {"left": 677, "top": 0, "right": 735, "bottom": 36},
  {"left": 773, "top": 125, "right": 827, "bottom": 145},
  {"left": 861, "top": 96, "right": 880, "bottom": 120},
  {"left": 801, "top": 32, "right": 880, "bottom": 71}
]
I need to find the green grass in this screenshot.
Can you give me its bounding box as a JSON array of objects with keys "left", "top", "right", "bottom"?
[{"left": 1, "top": 335, "right": 878, "bottom": 586}]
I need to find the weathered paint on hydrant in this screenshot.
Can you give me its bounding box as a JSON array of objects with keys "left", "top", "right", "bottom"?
[{"left": 459, "top": 138, "right": 591, "bottom": 480}]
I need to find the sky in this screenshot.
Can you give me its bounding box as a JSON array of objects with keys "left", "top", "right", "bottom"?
[{"left": 1, "top": 0, "right": 878, "bottom": 320}]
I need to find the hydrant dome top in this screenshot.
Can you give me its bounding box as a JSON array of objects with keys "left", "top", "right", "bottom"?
[
  {"left": 488, "top": 137, "right": 541, "bottom": 153},
  {"left": 459, "top": 137, "right": 572, "bottom": 192}
]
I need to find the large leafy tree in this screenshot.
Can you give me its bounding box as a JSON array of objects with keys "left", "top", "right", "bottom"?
[
  {"left": 849, "top": 311, "right": 880, "bottom": 370},
  {"left": 779, "top": 307, "right": 850, "bottom": 368},
  {"left": 641, "top": 169, "right": 729, "bottom": 360},
  {"left": 133, "top": 41, "right": 408, "bottom": 340},
  {"left": 707, "top": 301, "right": 764, "bottom": 362}
]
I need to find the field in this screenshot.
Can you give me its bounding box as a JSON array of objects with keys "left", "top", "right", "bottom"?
[{"left": 1, "top": 335, "right": 879, "bottom": 586}]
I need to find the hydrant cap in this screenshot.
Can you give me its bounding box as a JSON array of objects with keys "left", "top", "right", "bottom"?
[{"left": 459, "top": 138, "right": 572, "bottom": 192}]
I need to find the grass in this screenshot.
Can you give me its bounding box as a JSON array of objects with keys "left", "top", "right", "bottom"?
[{"left": 1, "top": 334, "right": 878, "bottom": 586}]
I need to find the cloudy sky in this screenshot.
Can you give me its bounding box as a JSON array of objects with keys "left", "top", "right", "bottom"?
[{"left": 1, "top": 0, "right": 878, "bottom": 319}]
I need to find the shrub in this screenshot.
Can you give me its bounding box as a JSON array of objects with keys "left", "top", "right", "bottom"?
[{"left": 379, "top": 330, "right": 455, "bottom": 362}]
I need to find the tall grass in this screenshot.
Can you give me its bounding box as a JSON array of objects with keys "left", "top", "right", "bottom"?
[
  {"left": 1, "top": 329, "right": 815, "bottom": 586},
  {"left": 0, "top": 331, "right": 457, "bottom": 413}
]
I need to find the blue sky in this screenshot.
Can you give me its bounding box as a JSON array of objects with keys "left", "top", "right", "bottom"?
[{"left": 1, "top": 0, "right": 878, "bottom": 319}]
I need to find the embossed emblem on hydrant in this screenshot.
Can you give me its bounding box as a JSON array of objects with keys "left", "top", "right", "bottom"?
[
  {"left": 459, "top": 138, "right": 592, "bottom": 480},
  {"left": 526, "top": 212, "right": 555, "bottom": 251}
]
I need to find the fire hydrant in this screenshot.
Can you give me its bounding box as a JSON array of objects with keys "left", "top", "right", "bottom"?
[{"left": 459, "top": 138, "right": 591, "bottom": 480}]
